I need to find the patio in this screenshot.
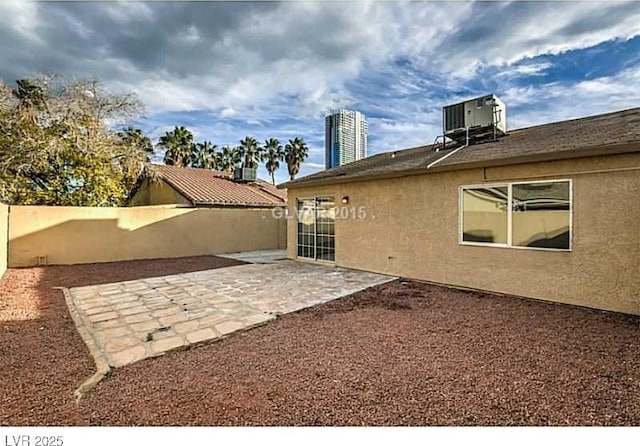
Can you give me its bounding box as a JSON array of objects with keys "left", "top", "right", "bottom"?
[
  {"left": 65, "top": 260, "right": 395, "bottom": 369},
  {"left": 216, "top": 249, "right": 287, "bottom": 263}
]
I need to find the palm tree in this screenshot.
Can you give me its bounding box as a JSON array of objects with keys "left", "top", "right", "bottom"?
[
  {"left": 284, "top": 137, "right": 309, "bottom": 181},
  {"left": 158, "top": 126, "right": 194, "bottom": 167},
  {"left": 236, "top": 136, "right": 262, "bottom": 169},
  {"left": 117, "top": 126, "right": 154, "bottom": 161},
  {"left": 191, "top": 141, "right": 218, "bottom": 169},
  {"left": 216, "top": 145, "right": 241, "bottom": 173},
  {"left": 261, "top": 138, "right": 283, "bottom": 185}
]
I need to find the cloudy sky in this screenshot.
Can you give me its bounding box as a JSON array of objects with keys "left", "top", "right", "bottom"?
[{"left": 2, "top": 1, "right": 639, "bottom": 183}]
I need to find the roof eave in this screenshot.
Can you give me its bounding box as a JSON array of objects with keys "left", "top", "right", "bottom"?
[
  {"left": 192, "top": 201, "right": 285, "bottom": 208},
  {"left": 283, "top": 141, "right": 640, "bottom": 189}
]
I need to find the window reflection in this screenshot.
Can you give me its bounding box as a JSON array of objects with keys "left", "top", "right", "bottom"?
[
  {"left": 512, "top": 182, "right": 570, "bottom": 250},
  {"left": 316, "top": 197, "right": 335, "bottom": 262},
  {"left": 296, "top": 197, "right": 335, "bottom": 261},
  {"left": 297, "top": 199, "right": 316, "bottom": 259},
  {"left": 462, "top": 187, "right": 508, "bottom": 244}
]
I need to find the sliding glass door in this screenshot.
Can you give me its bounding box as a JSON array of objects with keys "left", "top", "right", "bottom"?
[{"left": 296, "top": 197, "right": 335, "bottom": 262}]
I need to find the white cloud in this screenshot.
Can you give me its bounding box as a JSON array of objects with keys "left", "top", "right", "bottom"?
[
  {"left": 431, "top": 2, "right": 640, "bottom": 79},
  {"left": 0, "top": 0, "right": 41, "bottom": 41},
  {"left": 174, "top": 25, "right": 200, "bottom": 44},
  {"left": 504, "top": 65, "right": 640, "bottom": 129},
  {"left": 496, "top": 62, "right": 554, "bottom": 79},
  {"left": 1, "top": 1, "right": 639, "bottom": 184},
  {"left": 104, "top": 2, "right": 153, "bottom": 25},
  {"left": 4, "top": 1, "right": 637, "bottom": 120},
  {"left": 304, "top": 162, "right": 325, "bottom": 170},
  {"left": 220, "top": 107, "right": 236, "bottom": 118}
]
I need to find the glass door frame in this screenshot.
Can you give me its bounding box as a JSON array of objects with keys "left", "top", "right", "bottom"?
[{"left": 295, "top": 196, "right": 336, "bottom": 263}]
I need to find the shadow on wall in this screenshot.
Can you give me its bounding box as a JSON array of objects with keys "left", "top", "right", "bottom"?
[{"left": 9, "top": 206, "right": 287, "bottom": 267}]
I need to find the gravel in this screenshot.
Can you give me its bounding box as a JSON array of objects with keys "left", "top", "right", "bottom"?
[
  {"left": 2, "top": 263, "right": 639, "bottom": 426},
  {"left": 0, "top": 256, "right": 244, "bottom": 425}
]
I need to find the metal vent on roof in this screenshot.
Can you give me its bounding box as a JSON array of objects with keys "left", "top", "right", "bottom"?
[
  {"left": 444, "top": 103, "right": 465, "bottom": 132},
  {"left": 442, "top": 94, "right": 507, "bottom": 145},
  {"left": 233, "top": 167, "right": 257, "bottom": 182}
]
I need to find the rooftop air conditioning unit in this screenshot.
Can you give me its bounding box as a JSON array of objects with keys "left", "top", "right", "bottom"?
[
  {"left": 233, "top": 167, "right": 257, "bottom": 182},
  {"left": 443, "top": 94, "right": 507, "bottom": 144}
]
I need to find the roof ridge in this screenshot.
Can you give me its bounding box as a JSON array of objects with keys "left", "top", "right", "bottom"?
[
  {"left": 281, "top": 106, "right": 640, "bottom": 189},
  {"left": 149, "top": 164, "right": 285, "bottom": 206},
  {"left": 253, "top": 181, "right": 287, "bottom": 200},
  {"left": 317, "top": 107, "right": 640, "bottom": 172},
  {"left": 507, "top": 106, "right": 640, "bottom": 133},
  {"left": 247, "top": 184, "right": 283, "bottom": 202},
  {"left": 154, "top": 164, "right": 230, "bottom": 178}
]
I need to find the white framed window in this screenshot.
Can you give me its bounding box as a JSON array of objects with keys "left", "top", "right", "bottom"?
[{"left": 459, "top": 179, "right": 572, "bottom": 251}]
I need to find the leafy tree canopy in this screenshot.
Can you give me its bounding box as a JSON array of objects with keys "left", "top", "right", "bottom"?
[{"left": 0, "top": 75, "right": 148, "bottom": 206}]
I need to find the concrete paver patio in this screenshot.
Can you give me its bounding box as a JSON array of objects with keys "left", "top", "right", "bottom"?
[
  {"left": 216, "top": 249, "right": 287, "bottom": 264},
  {"left": 66, "top": 260, "right": 395, "bottom": 368}
]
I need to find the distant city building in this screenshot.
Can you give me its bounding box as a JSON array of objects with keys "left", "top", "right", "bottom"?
[{"left": 325, "top": 109, "right": 368, "bottom": 169}]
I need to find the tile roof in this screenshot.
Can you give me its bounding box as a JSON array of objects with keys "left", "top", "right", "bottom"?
[
  {"left": 282, "top": 107, "right": 640, "bottom": 188},
  {"left": 151, "top": 164, "right": 286, "bottom": 207}
]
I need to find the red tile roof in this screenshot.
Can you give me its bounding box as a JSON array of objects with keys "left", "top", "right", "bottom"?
[{"left": 151, "top": 165, "right": 286, "bottom": 207}]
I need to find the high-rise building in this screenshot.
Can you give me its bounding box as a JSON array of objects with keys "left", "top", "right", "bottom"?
[{"left": 325, "top": 109, "right": 368, "bottom": 169}]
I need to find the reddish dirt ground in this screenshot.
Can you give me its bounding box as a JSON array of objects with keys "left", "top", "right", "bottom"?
[
  {"left": 1, "top": 259, "right": 639, "bottom": 426},
  {"left": 0, "top": 256, "right": 244, "bottom": 425}
]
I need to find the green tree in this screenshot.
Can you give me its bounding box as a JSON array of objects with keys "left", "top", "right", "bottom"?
[
  {"left": 284, "top": 137, "right": 309, "bottom": 181},
  {"left": 159, "top": 126, "right": 194, "bottom": 167},
  {"left": 191, "top": 141, "right": 218, "bottom": 170},
  {"left": 237, "top": 136, "right": 262, "bottom": 169},
  {"left": 12, "top": 79, "right": 47, "bottom": 124},
  {"left": 117, "top": 126, "right": 154, "bottom": 161},
  {"left": 216, "top": 146, "right": 241, "bottom": 173},
  {"left": 261, "top": 137, "right": 283, "bottom": 185},
  {"left": 0, "top": 76, "right": 147, "bottom": 206}
]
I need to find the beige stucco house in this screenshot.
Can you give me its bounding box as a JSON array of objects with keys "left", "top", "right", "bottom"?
[
  {"left": 130, "top": 164, "right": 286, "bottom": 208},
  {"left": 280, "top": 107, "right": 640, "bottom": 315}
]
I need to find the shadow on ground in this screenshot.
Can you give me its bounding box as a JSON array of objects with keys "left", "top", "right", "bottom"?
[{"left": 0, "top": 256, "right": 244, "bottom": 425}]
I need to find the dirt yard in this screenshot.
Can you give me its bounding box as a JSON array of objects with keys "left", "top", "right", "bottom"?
[
  {"left": 0, "top": 256, "right": 244, "bottom": 425},
  {"left": 1, "top": 258, "right": 639, "bottom": 426}
]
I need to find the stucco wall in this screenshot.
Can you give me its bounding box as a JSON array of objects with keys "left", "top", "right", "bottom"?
[
  {"left": 130, "top": 179, "right": 192, "bottom": 206},
  {"left": 0, "top": 204, "right": 8, "bottom": 278},
  {"left": 9, "top": 205, "right": 285, "bottom": 267},
  {"left": 286, "top": 153, "right": 640, "bottom": 314}
]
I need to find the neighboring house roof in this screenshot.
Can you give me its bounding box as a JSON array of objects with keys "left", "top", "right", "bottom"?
[
  {"left": 147, "top": 165, "right": 286, "bottom": 207},
  {"left": 281, "top": 107, "right": 640, "bottom": 189}
]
